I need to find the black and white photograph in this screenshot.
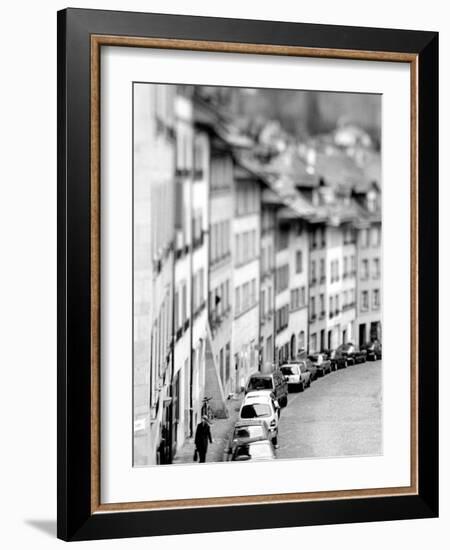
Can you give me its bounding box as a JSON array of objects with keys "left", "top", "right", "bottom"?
[{"left": 133, "top": 84, "right": 382, "bottom": 467}]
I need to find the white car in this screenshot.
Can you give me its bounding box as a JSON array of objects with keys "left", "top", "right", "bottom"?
[
  {"left": 239, "top": 390, "right": 280, "bottom": 445},
  {"left": 280, "top": 362, "right": 311, "bottom": 391}
]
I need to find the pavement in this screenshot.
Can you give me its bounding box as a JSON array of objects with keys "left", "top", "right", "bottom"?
[
  {"left": 277, "top": 360, "right": 382, "bottom": 459},
  {"left": 173, "top": 393, "right": 243, "bottom": 464}
]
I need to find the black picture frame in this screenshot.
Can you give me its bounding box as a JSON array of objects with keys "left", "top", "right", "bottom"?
[{"left": 57, "top": 7, "right": 438, "bottom": 541}]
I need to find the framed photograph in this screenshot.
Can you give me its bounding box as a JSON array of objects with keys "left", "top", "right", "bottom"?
[{"left": 57, "top": 8, "right": 438, "bottom": 541}]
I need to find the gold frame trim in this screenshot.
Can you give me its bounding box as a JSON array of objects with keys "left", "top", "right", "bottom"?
[{"left": 90, "top": 35, "right": 419, "bottom": 514}]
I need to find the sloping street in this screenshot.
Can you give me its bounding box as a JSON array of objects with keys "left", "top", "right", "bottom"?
[{"left": 277, "top": 361, "right": 382, "bottom": 459}]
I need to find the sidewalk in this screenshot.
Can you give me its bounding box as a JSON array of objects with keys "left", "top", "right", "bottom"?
[{"left": 173, "top": 393, "right": 243, "bottom": 464}]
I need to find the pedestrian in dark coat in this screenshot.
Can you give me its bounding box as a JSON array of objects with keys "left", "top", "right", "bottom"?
[{"left": 194, "top": 415, "right": 213, "bottom": 463}]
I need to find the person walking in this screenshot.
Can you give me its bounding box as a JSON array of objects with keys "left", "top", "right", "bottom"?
[{"left": 194, "top": 415, "right": 213, "bottom": 463}]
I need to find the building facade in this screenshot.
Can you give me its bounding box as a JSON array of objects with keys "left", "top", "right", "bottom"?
[
  {"left": 259, "top": 201, "right": 277, "bottom": 372},
  {"left": 231, "top": 164, "right": 262, "bottom": 390},
  {"left": 133, "top": 83, "right": 176, "bottom": 466},
  {"left": 172, "top": 89, "right": 209, "bottom": 454}
]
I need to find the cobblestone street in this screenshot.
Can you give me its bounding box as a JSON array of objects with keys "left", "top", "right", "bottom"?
[{"left": 277, "top": 361, "right": 382, "bottom": 459}]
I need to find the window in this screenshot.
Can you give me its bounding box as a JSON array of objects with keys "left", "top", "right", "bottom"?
[
  {"left": 344, "top": 257, "right": 348, "bottom": 278},
  {"left": 276, "top": 264, "right": 289, "bottom": 293},
  {"left": 329, "top": 296, "right": 334, "bottom": 318},
  {"left": 320, "top": 259, "right": 325, "bottom": 282},
  {"left": 373, "top": 289, "right": 380, "bottom": 309},
  {"left": 296, "top": 250, "right": 303, "bottom": 273},
  {"left": 361, "top": 228, "right": 370, "bottom": 248},
  {"left": 276, "top": 305, "right": 289, "bottom": 333},
  {"left": 311, "top": 260, "right": 317, "bottom": 284},
  {"left": 290, "top": 289, "right": 296, "bottom": 310},
  {"left": 361, "top": 290, "right": 369, "bottom": 311},
  {"left": 235, "top": 234, "right": 241, "bottom": 265},
  {"left": 361, "top": 259, "right": 369, "bottom": 280},
  {"left": 225, "top": 343, "right": 231, "bottom": 382},
  {"left": 235, "top": 287, "right": 240, "bottom": 315},
  {"left": 300, "top": 286, "right": 306, "bottom": 307},
  {"left": 372, "top": 226, "right": 381, "bottom": 247},
  {"left": 242, "top": 282, "right": 250, "bottom": 311},
  {"left": 320, "top": 294, "right": 325, "bottom": 316},
  {"left": 277, "top": 228, "right": 289, "bottom": 251},
  {"left": 320, "top": 227, "right": 326, "bottom": 248},
  {"left": 310, "top": 333, "right": 317, "bottom": 353},
  {"left": 194, "top": 139, "right": 203, "bottom": 176},
  {"left": 373, "top": 258, "right": 380, "bottom": 279}
]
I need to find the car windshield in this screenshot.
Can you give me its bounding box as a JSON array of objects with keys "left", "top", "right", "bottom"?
[
  {"left": 234, "top": 425, "right": 265, "bottom": 439},
  {"left": 280, "top": 366, "right": 297, "bottom": 375},
  {"left": 247, "top": 378, "right": 272, "bottom": 391},
  {"left": 240, "top": 404, "right": 271, "bottom": 419},
  {"left": 232, "top": 442, "right": 273, "bottom": 461}
]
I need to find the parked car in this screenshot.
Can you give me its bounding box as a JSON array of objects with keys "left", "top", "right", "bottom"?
[
  {"left": 239, "top": 390, "right": 280, "bottom": 445},
  {"left": 336, "top": 342, "right": 366, "bottom": 364},
  {"left": 360, "top": 340, "right": 382, "bottom": 361},
  {"left": 322, "top": 349, "right": 340, "bottom": 370},
  {"left": 297, "top": 350, "right": 319, "bottom": 380},
  {"left": 280, "top": 362, "right": 311, "bottom": 392},
  {"left": 224, "top": 419, "right": 271, "bottom": 460},
  {"left": 307, "top": 353, "right": 332, "bottom": 376},
  {"left": 230, "top": 439, "right": 276, "bottom": 462},
  {"left": 245, "top": 370, "right": 289, "bottom": 407}
]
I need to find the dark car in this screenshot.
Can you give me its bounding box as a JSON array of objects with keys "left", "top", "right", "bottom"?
[
  {"left": 245, "top": 370, "right": 289, "bottom": 407},
  {"left": 307, "top": 353, "right": 332, "bottom": 376},
  {"left": 296, "top": 350, "right": 319, "bottom": 381},
  {"left": 224, "top": 419, "right": 271, "bottom": 459},
  {"left": 336, "top": 342, "right": 367, "bottom": 365},
  {"left": 324, "top": 348, "right": 349, "bottom": 369},
  {"left": 360, "top": 341, "right": 382, "bottom": 361},
  {"left": 230, "top": 438, "right": 276, "bottom": 462}
]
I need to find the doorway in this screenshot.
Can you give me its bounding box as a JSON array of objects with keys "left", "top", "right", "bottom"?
[{"left": 359, "top": 323, "right": 366, "bottom": 347}]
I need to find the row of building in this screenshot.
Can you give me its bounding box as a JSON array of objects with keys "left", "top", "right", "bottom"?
[{"left": 133, "top": 84, "right": 382, "bottom": 465}]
